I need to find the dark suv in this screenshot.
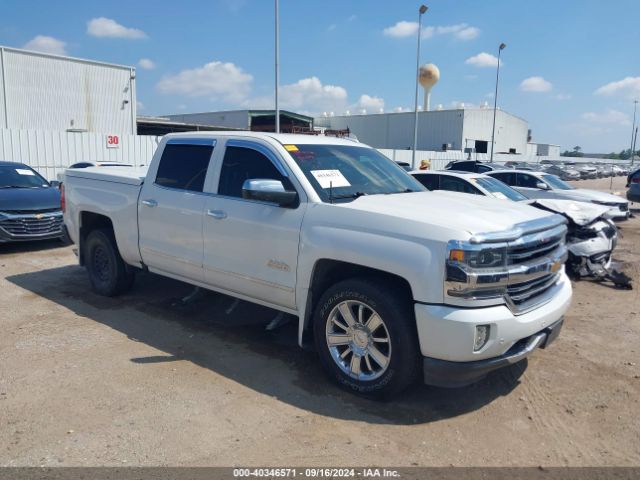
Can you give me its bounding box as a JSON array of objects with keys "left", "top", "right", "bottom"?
[{"left": 444, "top": 160, "right": 506, "bottom": 173}]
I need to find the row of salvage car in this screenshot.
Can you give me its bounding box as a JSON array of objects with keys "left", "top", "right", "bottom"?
[{"left": 412, "top": 164, "right": 633, "bottom": 289}]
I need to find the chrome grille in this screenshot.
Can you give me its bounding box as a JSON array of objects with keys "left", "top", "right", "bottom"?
[
  {"left": 0, "top": 213, "right": 63, "bottom": 236},
  {"left": 507, "top": 224, "right": 566, "bottom": 266},
  {"left": 507, "top": 273, "right": 560, "bottom": 306}
]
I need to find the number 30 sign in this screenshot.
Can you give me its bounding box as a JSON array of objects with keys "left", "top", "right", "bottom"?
[{"left": 106, "top": 135, "right": 120, "bottom": 148}]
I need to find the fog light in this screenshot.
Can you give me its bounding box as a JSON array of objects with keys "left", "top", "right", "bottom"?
[{"left": 474, "top": 325, "right": 490, "bottom": 351}]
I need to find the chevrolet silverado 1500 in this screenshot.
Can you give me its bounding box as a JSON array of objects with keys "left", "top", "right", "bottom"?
[{"left": 63, "top": 132, "right": 572, "bottom": 397}]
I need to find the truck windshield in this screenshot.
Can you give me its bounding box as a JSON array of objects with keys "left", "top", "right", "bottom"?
[
  {"left": 541, "top": 174, "right": 573, "bottom": 190},
  {"left": 285, "top": 144, "right": 425, "bottom": 202},
  {"left": 473, "top": 177, "right": 528, "bottom": 201},
  {"left": 0, "top": 165, "right": 49, "bottom": 189}
]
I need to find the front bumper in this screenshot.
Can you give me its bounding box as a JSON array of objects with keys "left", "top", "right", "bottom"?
[
  {"left": 0, "top": 211, "right": 64, "bottom": 243},
  {"left": 415, "top": 271, "right": 572, "bottom": 385},
  {"left": 423, "top": 318, "right": 563, "bottom": 387}
]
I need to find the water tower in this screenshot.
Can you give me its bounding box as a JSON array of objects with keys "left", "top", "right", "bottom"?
[{"left": 418, "top": 63, "right": 440, "bottom": 112}]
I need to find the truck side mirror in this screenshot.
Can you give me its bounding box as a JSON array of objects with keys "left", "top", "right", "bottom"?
[
  {"left": 49, "top": 180, "right": 61, "bottom": 188},
  {"left": 242, "top": 179, "right": 298, "bottom": 207},
  {"left": 535, "top": 181, "right": 549, "bottom": 190}
]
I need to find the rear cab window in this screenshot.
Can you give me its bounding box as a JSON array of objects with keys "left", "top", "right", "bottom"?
[{"left": 155, "top": 141, "right": 215, "bottom": 192}]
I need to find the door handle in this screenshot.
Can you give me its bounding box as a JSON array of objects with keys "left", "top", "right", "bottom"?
[
  {"left": 141, "top": 199, "right": 158, "bottom": 207},
  {"left": 207, "top": 209, "right": 227, "bottom": 220}
]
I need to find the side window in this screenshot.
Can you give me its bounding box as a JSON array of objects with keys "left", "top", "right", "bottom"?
[
  {"left": 491, "top": 172, "right": 516, "bottom": 186},
  {"left": 440, "top": 176, "right": 481, "bottom": 195},
  {"left": 218, "top": 146, "right": 290, "bottom": 198},
  {"left": 155, "top": 144, "right": 213, "bottom": 192},
  {"left": 414, "top": 174, "right": 440, "bottom": 191},
  {"left": 517, "top": 173, "right": 540, "bottom": 188}
]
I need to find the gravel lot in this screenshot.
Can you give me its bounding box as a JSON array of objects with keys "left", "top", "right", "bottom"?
[{"left": 1, "top": 176, "right": 639, "bottom": 467}]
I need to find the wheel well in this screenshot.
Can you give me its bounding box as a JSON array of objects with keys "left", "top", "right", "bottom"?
[
  {"left": 302, "top": 259, "right": 414, "bottom": 345},
  {"left": 78, "top": 212, "right": 114, "bottom": 265}
]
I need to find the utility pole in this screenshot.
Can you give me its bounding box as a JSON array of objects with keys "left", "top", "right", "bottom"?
[
  {"left": 630, "top": 100, "right": 638, "bottom": 163},
  {"left": 411, "top": 5, "right": 428, "bottom": 168},
  {"left": 490, "top": 43, "right": 506, "bottom": 162},
  {"left": 275, "top": 0, "right": 280, "bottom": 133}
]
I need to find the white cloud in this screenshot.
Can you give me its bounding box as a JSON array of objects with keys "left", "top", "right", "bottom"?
[
  {"left": 278, "top": 77, "right": 348, "bottom": 113},
  {"left": 393, "top": 107, "right": 405, "bottom": 113},
  {"left": 87, "top": 17, "right": 147, "bottom": 39},
  {"left": 581, "top": 109, "right": 630, "bottom": 126},
  {"left": 22, "top": 35, "right": 67, "bottom": 55},
  {"left": 555, "top": 93, "right": 572, "bottom": 101},
  {"left": 465, "top": 52, "right": 500, "bottom": 68},
  {"left": 423, "top": 23, "right": 479, "bottom": 40},
  {"left": 384, "top": 21, "right": 479, "bottom": 40},
  {"left": 353, "top": 94, "right": 384, "bottom": 113},
  {"left": 136, "top": 101, "right": 144, "bottom": 110},
  {"left": 520, "top": 76, "right": 553, "bottom": 92},
  {"left": 594, "top": 77, "right": 640, "bottom": 100},
  {"left": 138, "top": 58, "right": 155, "bottom": 70},
  {"left": 156, "top": 61, "right": 253, "bottom": 103},
  {"left": 383, "top": 21, "right": 418, "bottom": 38}
]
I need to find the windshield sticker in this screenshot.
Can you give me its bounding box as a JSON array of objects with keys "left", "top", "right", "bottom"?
[
  {"left": 311, "top": 169, "right": 351, "bottom": 188},
  {"left": 491, "top": 192, "right": 508, "bottom": 200},
  {"left": 16, "top": 169, "right": 35, "bottom": 176},
  {"left": 283, "top": 144, "right": 299, "bottom": 152}
]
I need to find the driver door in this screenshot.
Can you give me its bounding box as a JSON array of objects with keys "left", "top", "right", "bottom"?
[{"left": 202, "top": 140, "right": 306, "bottom": 310}]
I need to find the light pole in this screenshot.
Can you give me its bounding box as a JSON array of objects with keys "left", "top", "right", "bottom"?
[
  {"left": 630, "top": 100, "right": 638, "bottom": 163},
  {"left": 489, "top": 43, "right": 506, "bottom": 162},
  {"left": 275, "top": 0, "right": 280, "bottom": 133},
  {"left": 412, "top": 4, "right": 428, "bottom": 168}
]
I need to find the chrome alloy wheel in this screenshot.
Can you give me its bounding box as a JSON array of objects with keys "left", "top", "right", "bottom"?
[{"left": 325, "top": 300, "right": 392, "bottom": 381}]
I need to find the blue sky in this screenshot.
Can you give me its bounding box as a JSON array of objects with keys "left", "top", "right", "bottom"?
[{"left": 1, "top": 0, "right": 639, "bottom": 152}]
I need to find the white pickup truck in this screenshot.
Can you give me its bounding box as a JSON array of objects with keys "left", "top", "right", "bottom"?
[{"left": 63, "top": 132, "right": 572, "bottom": 397}]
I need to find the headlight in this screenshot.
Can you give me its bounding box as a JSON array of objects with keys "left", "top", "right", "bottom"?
[{"left": 445, "top": 241, "right": 508, "bottom": 302}]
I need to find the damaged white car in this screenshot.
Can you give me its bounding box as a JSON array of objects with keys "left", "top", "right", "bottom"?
[{"left": 412, "top": 170, "right": 632, "bottom": 289}]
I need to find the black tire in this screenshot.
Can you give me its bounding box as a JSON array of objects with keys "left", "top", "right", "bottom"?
[
  {"left": 84, "top": 228, "right": 135, "bottom": 296},
  {"left": 313, "top": 277, "right": 421, "bottom": 399}
]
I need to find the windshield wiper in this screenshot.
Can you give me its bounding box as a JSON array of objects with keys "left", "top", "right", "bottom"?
[
  {"left": 388, "top": 188, "right": 417, "bottom": 194},
  {"left": 330, "top": 191, "right": 368, "bottom": 200}
]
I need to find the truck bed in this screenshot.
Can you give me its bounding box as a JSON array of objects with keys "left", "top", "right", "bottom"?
[{"left": 65, "top": 166, "right": 148, "bottom": 186}]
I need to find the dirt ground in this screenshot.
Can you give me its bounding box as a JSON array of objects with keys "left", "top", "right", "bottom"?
[{"left": 0, "top": 176, "right": 639, "bottom": 467}]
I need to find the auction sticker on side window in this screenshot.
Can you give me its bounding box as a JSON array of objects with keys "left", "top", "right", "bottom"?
[
  {"left": 16, "top": 169, "right": 35, "bottom": 176},
  {"left": 310, "top": 170, "right": 351, "bottom": 188}
]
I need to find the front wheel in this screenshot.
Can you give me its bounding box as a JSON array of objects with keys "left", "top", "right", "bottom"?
[{"left": 313, "top": 278, "right": 420, "bottom": 398}]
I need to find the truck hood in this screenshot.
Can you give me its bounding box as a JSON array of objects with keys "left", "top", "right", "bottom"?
[
  {"left": 0, "top": 186, "right": 61, "bottom": 212},
  {"left": 529, "top": 199, "right": 610, "bottom": 226},
  {"left": 337, "top": 191, "right": 554, "bottom": 237}
]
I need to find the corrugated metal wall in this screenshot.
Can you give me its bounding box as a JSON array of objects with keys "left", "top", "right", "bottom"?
[
  {"left": 0, "top": 47, "right": 136, "bottom": 134},
  {"left": 0, "top": 129, "right": 159, "bottom": 180},
  {"left": 315, "top": 110, "right": 466, "bottom": 151}
]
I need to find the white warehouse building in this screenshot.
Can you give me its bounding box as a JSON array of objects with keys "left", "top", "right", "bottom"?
[
  {"left": 0, "top": 46, "right": 137, "bottom": 134},
  {"left": 315, "top": 108, "right": 529, "bottom": 154}
]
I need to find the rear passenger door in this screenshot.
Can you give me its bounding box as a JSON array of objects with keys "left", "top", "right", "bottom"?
[{"left": 138, "top": 138, "right": 216, "bottom": 282}]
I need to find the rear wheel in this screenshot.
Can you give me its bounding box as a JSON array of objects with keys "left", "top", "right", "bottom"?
[
  {"left": 313, "top": 278, "right": 420, "bottom": 398},
  {"left": 85, "top": 229, "right": 134, "bottom": 296}
]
